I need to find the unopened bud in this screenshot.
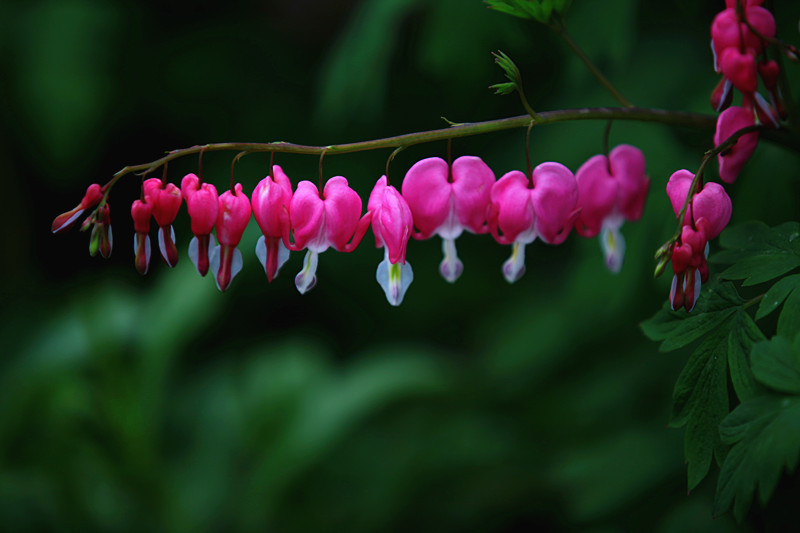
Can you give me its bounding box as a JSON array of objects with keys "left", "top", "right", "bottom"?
[{"left": 654, "top": 254, "right": 670, "bottom": 279}]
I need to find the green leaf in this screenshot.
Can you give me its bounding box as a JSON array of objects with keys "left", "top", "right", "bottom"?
[
  {"left": 727, "top": 310, "right": 766, "bottom": 403},
  {"left": 750, "top": 335, "right": 800, "bottom": 395},
  {"left": 669, "top": 328, "right": 730, "bottom": 491},
  {"left": 489, "top": 82, "right": 516, "bottom": 95},
  {"left": 720, "top": 255, "right": 800, "bottom": 287},
  {"left": 777, "top": 287, "right": 800, "bottom": 339},
  {"left": 640, "top": 281, "right": 743, "bottom": 352},
  {"left": 755, "top": 273, "right": 800, "bottom": 320},
  {"left": 484, "top": 0, "right": 564, "bottom": 23},
  {"left": 714, "top": 395, "right": 800, "bottom": 521},
  {"left": 714, "top": 221, "right": 800, "bottom": 286},
  {"left": 484, "top": 0, "right": 533, "bottom": 20}
]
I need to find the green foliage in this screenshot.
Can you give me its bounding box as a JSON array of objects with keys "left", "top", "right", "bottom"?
[
  {"left": 713, "top": 334, "right": 800, "bottom": 521},
  {"left": 645, "top": 221, "right": 800, "bottom": 519},
  {"left": 642, "top": 281, "right": 759, "bottom": 491},
  {"left": 489, "top": 50, "right": 521, "bottom": 95},
  {"left": 714, "top": 222, "right": 800, "bottom": 287},
  {"left": 484, "top": 0, "right": 571, "bottom": 23},
  {"left": 715, "top": 222, "right": 800, "bottom": 338}
]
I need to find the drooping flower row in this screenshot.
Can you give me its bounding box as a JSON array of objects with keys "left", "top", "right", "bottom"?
[
  {"left": 52, "top": 146, "right": 650, "bottom": 305},
  {"left": 710, "top": 0, "right": 781, "bottom": 183},
  {"left": 660, "top": 0, "right": 783, "bottom": 312}
]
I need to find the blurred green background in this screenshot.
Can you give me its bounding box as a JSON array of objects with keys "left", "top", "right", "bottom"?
[{"left": 2, "top": 0, "right": 800, "bottom": 531}]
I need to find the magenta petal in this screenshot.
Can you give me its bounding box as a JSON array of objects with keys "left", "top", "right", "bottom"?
[
  {"left": 369, "top": 176, "right": 412, "bottom": 264},
  {"left": 216, "top": 183, "right": 252, "bottom": 247},
  {"left": 692, "top": 182, "right": 732, "bottom": 240},
  {"left": 530, "top": 162, "right": 577, "bottom": 245},
  {"left": 490, "top": 171, "right": 534, "bottom": 245},
  {"left": 290, "top": 181, "right": 326, "bottom": 250},
  {"left": 184, "top": 178, "right": 219, "bottom": 236},
  {"left": 401, "top": 157, "right": 452, "bottom": 238},
  {"left": 719, "top": 48, "right": 758, "bottom": 94},
  {"left": 322, "top": 177, "right": 363, "bottom": 251},
  {"left": 451, "top": 156, "right": 495, "bottom": 234},
  {"left": 666, "top": 170, "right": 694, "bottom": 222},
  {"left": 610, "top": 144, "right": 649, "bottom": 221},
  {"left": 574, "top": 154, "right": 617, "bottom": 238},
  {"left": 714, "top": 106, "right": 758, "bottom": 184},
  {"left": 252, "top": 165, "right": 293, "bottom": 238}
]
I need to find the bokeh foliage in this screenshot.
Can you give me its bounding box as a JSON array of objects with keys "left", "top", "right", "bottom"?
[{"left": 2, "top": 0, "right": 800, "bottom": 531}]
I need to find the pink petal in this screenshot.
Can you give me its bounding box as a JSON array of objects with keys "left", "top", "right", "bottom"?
[
  {"left": 574, "top": 154, "right": 617, "bottom": 237},
  {"left": 451, "top": 156, "right": 495, "bottom": 234},
  {"left": 490, "top": 171, "right": 535, "bottom": 245},
  {"left": 530, "top": 162, "right": 578, "bottom": 245},
  {"left": 692, "top": 182, "right": 732, "bottom": 240},
  {"left": 401, "top": 157, "right": 452, "bottom": 238},
  {"left": 610, "top": 144, "right": 649, "bottom": 221}
]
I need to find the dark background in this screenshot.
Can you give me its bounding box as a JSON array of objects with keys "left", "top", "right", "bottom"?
[{"left": 2, "top": 0, "right": 800, "bottom": 531}]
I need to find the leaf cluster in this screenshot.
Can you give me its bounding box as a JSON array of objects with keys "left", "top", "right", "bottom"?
[
  {"left": 484, "top": 0, "right": 571, "bottom": 24},
  {"left": 643, "top": 222, "right": 800, "bottom": 522}
]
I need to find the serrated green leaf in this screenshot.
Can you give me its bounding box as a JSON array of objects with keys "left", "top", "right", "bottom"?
[
  {"left": 750, "top": 335, "right": 800, "bottom": 395},
  {"left": 756, "top": 274, "right": 800, "bottom": 320},
  {"left": 720, "top": 254, "right": 800, "bottom": 286},
  {"left": 717, "top": 221, "right": 800, "bottom": 256},
  {"left": 714, "top": 222, "right": 800, "bottom": 286},
  {"left": 484, "top": 0, "right": 534, "bottom": 19},
  {"left": 672, "top": 330, "right": 730, "bottom": 491},
  {"left": 641, "top": 281, "right": 742, "bottom": 352},
  {"left": 714, "top": 396, "right": 800, "bottom": 520},
  {"left": 777, "top": 287, "right": 800, "bottom": 339},
  {"left": 728, "top": 310, "right": 766, "bottom": 403},
  {"left": 489, "top": 82, "right": 516, "bottom": 95}
]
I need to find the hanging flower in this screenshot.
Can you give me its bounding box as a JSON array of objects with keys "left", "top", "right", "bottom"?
[
  {"left": 210, "top": 183, "right": 251, "bottom": 292},
  {"left": 52, "top": 183, "right": 104, "bottom": 234},
  {"left": 401, "top": 156, "right": 495, "bottom": 282},
  {"left": 88, "top": 204, "right": 113, "bottom": 259},
  {"left": 489, "top": 162, "right": 578, "bottom": 283},
  {"left": 181, "top": 173, "right": 219, "bottom": 277},
  {"left": 143, "top": 178, "right": 183, "bottom": 267},
  {"left": 714, "top": 106, "right": 759, "bottom": 184},
  {"left": 369, "top": 176, "right": 414, "bottom": 305},
  {"left": 665, "top": 169, "right": 732, "bottom": 311},
  {"left": 131, "top": 198, "right": 153, "bottom": 275},
  {"left": 574, "top": 144, "right": 649, "bottom": 272},
  {"left": 283, "top": 176, "right": 371, "bottom": 294},
  {"left": 252, "top": 165, "right": 293, "bottom": 282}
]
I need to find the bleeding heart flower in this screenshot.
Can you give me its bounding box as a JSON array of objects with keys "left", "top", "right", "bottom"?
[
  {"left": 574, "top": 144, "right": 649, "bottom": 272},
  {"left": 210, "top": 183, "right": 251, "bottom": 292},
  {"left": 369, "top": 176, "right": 414, "bottom": 305},
  {"left": 489, "top": 162, "right": 578, "bottom": 283},
  {"left": 252, "top": 165, "right": 293, "bottom": 282},
  {"left": 143, "top": 178, "right": 182, "bottom": 268},
  {"left": 181, "top": 173, "right": 219, "bottom": 277},
  {"left": 666, "top": 170, "right": 732, "bottom": 240},
  {"left": 284, "top": 176, "right": 372, "bottom": 294},
  {"left": 52, "top": 183, "right": 104, "bottom": 234},
  {"left": 720, "top": 48, "right": 758, "bottom": 94},
  {"left": 131, "top": 198, "right": 153, "bottom": 275},
  {"left": 401, "top": 156, "right": 495, "bottom": 283},
  {"left": 714, "top": 106, "right": 759, "bottom": 183},
  {"left": 665, "top": 169, "right": 732, "bottom": 312},
  {"left": 88, "top": 204, "right": 113, "bottom": 259}
]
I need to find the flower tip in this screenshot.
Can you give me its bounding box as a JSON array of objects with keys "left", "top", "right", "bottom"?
[
  {"left": 377, "top": 252, "right": 413, "bottom": 306},
  {"left": 52, "top": 208, "right": 84, "bottom": 234}
]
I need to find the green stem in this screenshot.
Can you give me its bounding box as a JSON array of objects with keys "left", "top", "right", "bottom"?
[
  {"left": 110, "top": 106, "right": 718, "bottom": 187},
  {"left": 743, "top": 294, "right": 765, "bottom": 311},
  {"left": 551, "top": 18, "right": 634, "bottom": 108}
]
